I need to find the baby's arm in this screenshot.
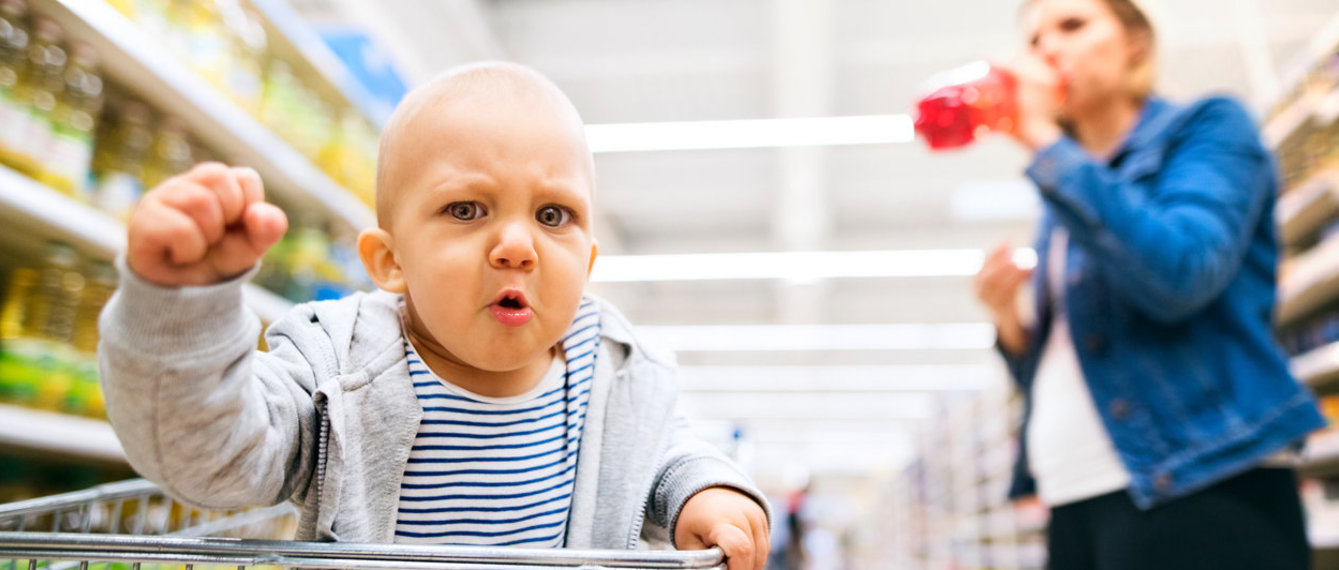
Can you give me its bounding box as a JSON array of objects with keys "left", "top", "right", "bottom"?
[
  {"left": 650, "top": 419, "right": 771, "bottom": 570},
  {"left": 99, "top": 163, "right": 316, "bottom": 509}
]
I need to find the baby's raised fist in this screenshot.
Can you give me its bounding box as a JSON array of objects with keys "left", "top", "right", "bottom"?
[{"left": 126, "top": 162, "right": 288, "bottom": 287}]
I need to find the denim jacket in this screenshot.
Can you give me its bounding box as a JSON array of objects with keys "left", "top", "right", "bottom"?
[{"left": 1002, "top": 95, "right": 1326, "bottom": 509}]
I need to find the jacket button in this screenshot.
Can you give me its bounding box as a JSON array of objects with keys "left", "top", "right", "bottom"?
[
  {"left": 1085, "top": 335, "right": 1107, "bottom": 354},
  {"left": 1154, "top": 473, "right": 1173, "bottom": 492},
  {"left": 1109, "top": 399, "right": 1131, "bottom": 420}
]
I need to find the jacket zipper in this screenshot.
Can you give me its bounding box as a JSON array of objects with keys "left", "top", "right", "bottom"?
[{"left": 314, "top": 394, "right": 331, "bottom": 536}]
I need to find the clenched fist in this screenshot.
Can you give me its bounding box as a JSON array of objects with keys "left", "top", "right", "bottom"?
[{"left": 126, "top": 162, "right": 288, "bottom": 288}]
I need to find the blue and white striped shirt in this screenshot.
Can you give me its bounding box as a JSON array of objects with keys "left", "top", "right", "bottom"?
[{"left": 394, "top": 299, "right": 600, "bottom": 546}]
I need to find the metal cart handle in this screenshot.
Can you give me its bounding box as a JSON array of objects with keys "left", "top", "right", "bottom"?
[{"left": 0, "top": 532, "right": 728, "bottom": 570}]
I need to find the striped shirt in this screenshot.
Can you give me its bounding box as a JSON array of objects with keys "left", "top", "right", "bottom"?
[{"left": 394, "top": 299, "right": 600, "bottom": 546}]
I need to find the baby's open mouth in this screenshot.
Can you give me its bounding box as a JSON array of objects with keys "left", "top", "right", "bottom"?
[{"left": 489, "top": 290, "right": 533, "bottom": 327}]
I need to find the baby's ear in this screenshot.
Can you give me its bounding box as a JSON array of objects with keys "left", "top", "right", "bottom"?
[
  {"left": 587, "top": 241, "right": 599, "bottom": 277},
  {"left": 358, "top": 228, "right": 407, "bottom": 293}
]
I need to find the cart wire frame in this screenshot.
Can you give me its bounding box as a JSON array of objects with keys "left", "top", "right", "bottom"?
[{"left": 0, "top": 479, "right": 725, "bottom": 570}]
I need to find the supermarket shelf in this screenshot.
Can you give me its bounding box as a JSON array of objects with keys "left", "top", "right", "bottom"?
[
  {"left": 1277, "top": 14, "right": 1339, "bottom": 92},
  {"left": 1278, "top": 169, "right": 1339, "bottom": 247},
  {"left": 1277, "top": 236, "right": 1339, "bottom": 326},
  {"left": 1266, "top": 13, "right": 1339, "bottom": 148},
  {"left": 1296, "top": 344, "right": 1339, "bottom": 394},
  {"left": 1265, "top": 84, "right": 1339, "bottom": 150},
  {"left": 0, "top": 164, "right": 294, "bottom": 324},
  {"left": 1292, "top": 341, "right": 1339, "bottom": 393},
  {"left": 1319, "top": 87, "right": 1339, "bottom": 126},
  {"left": 0, "top": 404, "right": 124, "bottom": 465},
  {"left": 0, "top": 165, "right": 124, "bottom": 260},
  {"left": 248, "top": 0, "right": 390, "bottom": 127},
  {"left": 1301, "top": 440, "right": 1339, "bottom": 480},
  {"left": 32, "top": 0, "right": 376, "bottom": 232},
  {"left": 1265, "top": 94, "right": 1316, "bottom": 149}
]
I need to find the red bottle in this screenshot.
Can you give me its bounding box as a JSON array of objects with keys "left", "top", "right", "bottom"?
[{"left": 913, "top": 62, "right": 1018, "bottom": 151}]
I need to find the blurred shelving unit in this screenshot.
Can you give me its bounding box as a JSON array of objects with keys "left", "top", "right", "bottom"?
[
  {"left": 1268, "top": 11, "right": 1339, "bottom": 567},
  {"left": 865, "top": 384, "right": 1044, "bottom": 570},
  {"left": 32, "top": 0, "right": 376, "bottom": 231},
  {"left": 0, "top": 0, "right": 384, "bottom": 472},
  {"left": 0, "top": 403, "right": 123, "bottom": 465}
]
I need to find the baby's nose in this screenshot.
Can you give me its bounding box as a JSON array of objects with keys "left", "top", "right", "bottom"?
[{"left": 490, "top": 223, "right": 537, "bottom": 269}]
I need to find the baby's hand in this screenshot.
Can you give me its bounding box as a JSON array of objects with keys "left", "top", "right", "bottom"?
[
  {"left": 675, "top": 487, "right": 770, "bottom": 570},
  {"left": 127, "top": 162, "right": 288, "bottom": 288}
]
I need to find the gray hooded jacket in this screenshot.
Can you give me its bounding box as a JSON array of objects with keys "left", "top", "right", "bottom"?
[{"left": 98, "top": 265, "right": 767, "bottom": 548}]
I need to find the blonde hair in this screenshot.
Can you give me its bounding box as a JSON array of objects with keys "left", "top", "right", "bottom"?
[{"left": 1107, "top": 0, "right": 1157, "bottom": 100}]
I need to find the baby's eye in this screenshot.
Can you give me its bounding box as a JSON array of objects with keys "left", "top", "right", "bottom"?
[
  {"left": 445, "top": 201, "right": 484, "bottom": 221},
  {"left": 536, "top": 205, "right": 572, "bottom": 227}
]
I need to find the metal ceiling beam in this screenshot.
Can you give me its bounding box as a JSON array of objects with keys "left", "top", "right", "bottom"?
[
  {"left": 679, "top": 392, "right": 935, "bottom": 420},
  {"left": 676, "top": 364, "right": 1001, "bottom": 392}
]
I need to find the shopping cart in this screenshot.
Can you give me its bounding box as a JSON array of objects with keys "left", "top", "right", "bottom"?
[{"left": 0, "top": 479, "right": 726, "bottom": 570}]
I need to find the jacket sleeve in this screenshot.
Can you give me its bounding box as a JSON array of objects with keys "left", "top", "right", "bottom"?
[
  {"left": 98, "top": 260, "right": 322, "bottom": 510},
  {"left": 1026, "top": 97, "right": 1273, "bottom": 324},
  {"left": 648, "top": 415, "right": 773, "bottom": 547},
  {"left": 996, "top": 328, "right": 1043, "bottom": 388}
]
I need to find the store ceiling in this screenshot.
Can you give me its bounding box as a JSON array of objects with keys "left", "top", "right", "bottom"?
[{"left": 298, "top": 0, "right": 1339, "bottom": 486}]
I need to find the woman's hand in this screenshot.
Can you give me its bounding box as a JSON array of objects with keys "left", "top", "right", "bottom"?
[
  {"left": 997, "top": 54, "right": 1066, "bottom": 151},
  {"left": 974, "top": 242, "right": 1033, "bottom": 355}
]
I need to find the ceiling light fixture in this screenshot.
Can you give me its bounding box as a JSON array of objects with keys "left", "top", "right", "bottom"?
[
  {"left": 590, "top": 248, "right": 1037, "bottom": 282},
  {"left": 584, "top": 114, "right": 915, "bottom": 153}
]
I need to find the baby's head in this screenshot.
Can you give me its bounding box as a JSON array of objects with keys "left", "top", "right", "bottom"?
[{"left": 357, "top": 62, "right": 597, "bottom": 380}]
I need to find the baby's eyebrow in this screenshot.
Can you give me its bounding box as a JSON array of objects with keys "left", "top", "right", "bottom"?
[
  {"left": 534, "top": 180, "right": 585, "bottom": 197},
  {"left": 428, "top": 174, "right": 497, "bottom": 196}
]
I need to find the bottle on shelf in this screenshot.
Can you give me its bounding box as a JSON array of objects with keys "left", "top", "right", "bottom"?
[
  {"left": 142, "top": 115, "right": 193, "bottom": 189},
  {"left": 65, "top": 260, "right": 113, "bottom": 417},
  {"left": 31, "top": 241, "right": 82, "bottom": 412},
  {"left": 0, "top": 241, "right": 78, "bottom": 410},
  {"left": 13, "top": 14, "right": 64, "bottom": 179},
  {"left": 0, "top": 0, "right": 30, "bottom": 172},
  {"left": 323, "top": 109, "right": 377, "bottom": 206},
  {"left": 283, "top": 219, "right": 328, "bottom": 301},
  {"left": 69, "top": 260, "right": 111, "bottom": 356},
  {"left": 217, "top": 0, "right": 266, "bottom": 115},
  {"left": 259, "top": 58, "right": 314, "bottom": 157},
  {"left": 170, "top": 0, "right": 230, "bottom": 93},
  {"left": 37, "top": 41, "right": 102, "bottom": 200},
  {"left": 0, "top": 265, "right": 36, "bottom": 403},
  {"left": 0, "top": 245, "right": 121, "bottom": 418},
  {"left": 0, "top": 266, "right": 34, "bottom": 340},
  {"left": 91, "top": 96, "right": 152, "bottom": 221}
]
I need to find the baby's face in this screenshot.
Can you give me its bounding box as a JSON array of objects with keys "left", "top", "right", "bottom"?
[{"left": 386, "top": 95, "right": 596, "bottom": 372}]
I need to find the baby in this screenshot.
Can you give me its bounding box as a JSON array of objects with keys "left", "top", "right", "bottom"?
[{"left": 98, "top": 62, "right": 769, "bottom": 569}]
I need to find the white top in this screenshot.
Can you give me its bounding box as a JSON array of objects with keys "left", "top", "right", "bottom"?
[
  {"left": 394, "top": 300, "right": 600, "bottom": 546},
  {"left": 1026, "top": 229, "right": 1131, "bottom": 506}
]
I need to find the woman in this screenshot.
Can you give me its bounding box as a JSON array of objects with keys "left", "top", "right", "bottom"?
[{"left": 974, "top": 0, "right": 1327, "bottom": 567}]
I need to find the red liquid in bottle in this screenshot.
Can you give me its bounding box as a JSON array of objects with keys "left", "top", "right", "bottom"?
[{"left": 914, "top": 62, "right": 1018, "bottom": 151}]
